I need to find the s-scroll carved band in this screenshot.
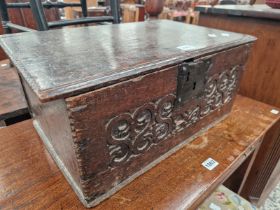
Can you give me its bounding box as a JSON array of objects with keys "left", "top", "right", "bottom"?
[
  {"left": 106, "top": 95, "right": 176, "bottom": 166},
  {"left": 106, "top": 65, "right": 241, "bottom": 167}
]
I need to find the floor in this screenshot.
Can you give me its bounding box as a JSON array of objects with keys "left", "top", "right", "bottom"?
[{"left": 261, "top": 181, "right": 280, "bottom": 210}]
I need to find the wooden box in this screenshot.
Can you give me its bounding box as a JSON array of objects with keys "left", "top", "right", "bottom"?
[{"left": 0, "top": 20, "right": 255, "bottom": 207}]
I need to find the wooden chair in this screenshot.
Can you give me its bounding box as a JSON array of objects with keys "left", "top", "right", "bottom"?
[
  {"left": 64, "top": 0, "right": 98, "bottom": 20},
  {"left": 0, "top": 0, "right": 120, "bottom": 32}
]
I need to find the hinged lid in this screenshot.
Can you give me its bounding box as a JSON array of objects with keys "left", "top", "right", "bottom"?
[{"left": 0, "top": 20, "right": 255, "bottom": 102}]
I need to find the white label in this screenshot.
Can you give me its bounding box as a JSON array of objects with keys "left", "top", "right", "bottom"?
[
  {"left": 209, "top": 203, "right": 221, "bottom": 210},
  {"left": 271, "top": 109, "right": 279, "bottom": 115},
  {"left": 208, "top": 33, "right": 217, "bottom": 38},
  {"left": 202, "top": 158, "right": 219, "bottom": 171},
  {"left": 221, "top": 33, "right": 230, "bottom": 37},
  {"left": 177, "top": 45, "right": 196, "bottom": 51},
  {"left": 1, "top": 64, "right": 7, "bottom": 67}
]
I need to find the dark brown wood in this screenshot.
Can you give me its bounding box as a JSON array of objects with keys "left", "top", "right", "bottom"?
[
  {"left": 195, "top": 5, "right": 280, "bottom": 20},
  {"left": 64, "top": 45, "right": 250, "bottom": 205},
  {"left": 21, "top": 78, "right": 82, "bottom": 192},
  {"left": 0, "top": 59, "right": 28, "bottom": 121},
  {"left": 19, "top": 42, "right": 252, "bottom": 206},
  {"left": 0, "top": 20, "right": 255, "bottom": 207},
  {"left": 0, "top": 95, "right": 279, "bottom": 209},
  {"left": 0, "top": 20, "right": 255, "bottom": 102},
  {"left": 195, "top": 8, "right": 280, "bottom": 205}
]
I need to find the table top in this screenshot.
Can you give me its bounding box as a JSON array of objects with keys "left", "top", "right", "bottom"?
[
  {"left": 0, "top": 20, "right": 255, "bottom": 102},
  {"left": 0, "top": 60, "right": 28, "bottom": 121},
  {"left": 0, "top": 95, "right": 279, "bottom": 209},
  {"left": 195, "top": 4, "right": 280, "bottom": 20}
]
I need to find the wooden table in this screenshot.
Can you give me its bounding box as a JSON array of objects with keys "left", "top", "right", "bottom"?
[
  {"left": 0, "top": 60, "right": 28, "bottom": 125},
  {"left": 0, "top": 95, "right": 279, "bottom": 209},
  {"left": 194, "top": 5, "right": 280, "bottom": 205}
]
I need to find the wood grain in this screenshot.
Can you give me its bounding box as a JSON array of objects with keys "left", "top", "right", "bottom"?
[
  {"left": 0, "top": 95, "right": 279, "bottom": 209},
  {"left": 63, "top": 45, "right": 250, "bottom": 206},
  {"left": 0, "top": 20, "right": 255, "bottom": 102},
  {"left": 22, "top": 78, "right": 82, "bottom": 192},
  {"left": 0, "top": 59, "right": 28, "bottom": 121},
  {"left": 197, "top": 10, "right": 280, "bottom": 108}
]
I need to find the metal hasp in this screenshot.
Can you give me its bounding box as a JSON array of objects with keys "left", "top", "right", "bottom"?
[{"left": 176, "top": 59, "right": 211, "bottom": 105}]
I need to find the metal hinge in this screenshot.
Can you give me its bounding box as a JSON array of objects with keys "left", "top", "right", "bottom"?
[{"left": 176, "top": 59, "right": 211, "bottom": 106}]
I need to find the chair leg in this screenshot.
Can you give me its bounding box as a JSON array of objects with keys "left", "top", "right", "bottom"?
[
  {"left": 29, "top": 0, "right": 49, "bottom": 31},
  {"left": 0, "top": 0, "right": 11, "bottom": 33},
  {"left": 110, "top": 0, "right": 120, "bottom": 24},
  {"left": 80, "top": 0, "right": 87, "bottom": 17}
]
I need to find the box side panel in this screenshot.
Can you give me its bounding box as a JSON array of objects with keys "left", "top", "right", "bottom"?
[
  {"left": 66, "top": 44, "right": 251, "bottom": 203},
  {"left": 21, "top": 80, "right": 82, "bottom": 193}
]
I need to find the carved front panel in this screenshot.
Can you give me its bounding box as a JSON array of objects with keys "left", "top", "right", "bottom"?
[
  {"left": 106, "top": 65, "right": 239, "bottom": 167},
  {"left": 66, "top": 45, "right": 250, "bottom": 199}
]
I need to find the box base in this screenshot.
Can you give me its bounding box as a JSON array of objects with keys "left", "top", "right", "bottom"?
[{"left": 33, "top": 113, "right": 229, "bottom": 208}]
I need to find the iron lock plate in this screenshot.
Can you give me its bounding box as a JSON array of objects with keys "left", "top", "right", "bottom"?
[{"left": 176, "top": 59, "right": 211, "bottom": 106}]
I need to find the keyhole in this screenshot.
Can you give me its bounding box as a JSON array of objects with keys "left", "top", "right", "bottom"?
[
  {"left": 186, "top": 71, "right": 190, "bottom": 81},
  {"left": 193, "top": 82, "right": 196, "bottom": 90}
]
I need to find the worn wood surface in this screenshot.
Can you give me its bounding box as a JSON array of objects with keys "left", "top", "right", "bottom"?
[
  {"left": 0, "top": 95, "right": 279, "bottom": 209},
  {"left": 0, "top": 59, "right": 28, "bottom": 121},
  {"left": 0, "top": 20, "right": 255, "bottom": 102},
  {"left": 64, "top": 45, "right": 250, "bottom": 206},
  {"left": 195, "top": 5, "right": 280, "bottom": 20},
  {"left": 22, "top": 78, "right": 82, "bottom": 192}
]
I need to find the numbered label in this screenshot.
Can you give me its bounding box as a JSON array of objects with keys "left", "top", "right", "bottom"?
[
  {"left": 271, "top": 109, "right": 279, "bottom": 115},
  {"left": 202, "top": 158, "right": 219, "bottom": 171}
]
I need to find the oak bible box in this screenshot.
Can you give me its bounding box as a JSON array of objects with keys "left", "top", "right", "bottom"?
[{"left": 0, "top": 20, "right": 255, "bottom": 207}]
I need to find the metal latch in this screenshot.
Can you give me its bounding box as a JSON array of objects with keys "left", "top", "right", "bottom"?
[{"left": 176, "top": 59, "right": 211, "bottom": 106}]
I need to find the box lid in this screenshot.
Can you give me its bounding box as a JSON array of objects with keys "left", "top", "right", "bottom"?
[{"left": 0, "top": 20, "right": 255, "bottom": 102}]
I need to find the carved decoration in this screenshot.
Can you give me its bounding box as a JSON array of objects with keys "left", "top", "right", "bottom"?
[{"left": 106, "top": 65, "right": 240, "bottom": 166}]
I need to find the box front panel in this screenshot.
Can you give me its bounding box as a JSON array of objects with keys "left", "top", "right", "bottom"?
[{"left": 66, "top": 44, "right": 251, "bottom": 201}]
